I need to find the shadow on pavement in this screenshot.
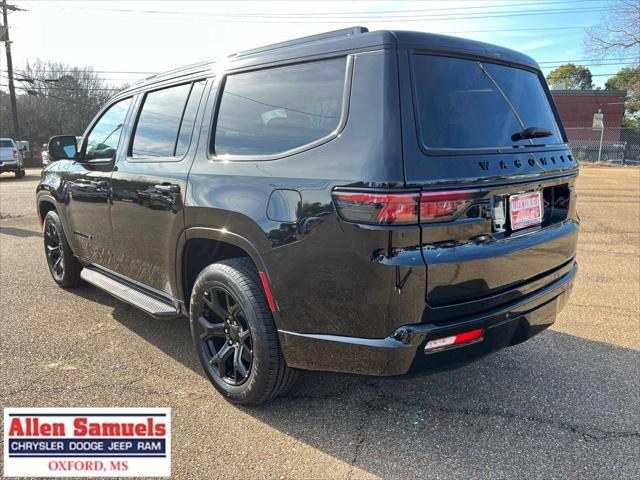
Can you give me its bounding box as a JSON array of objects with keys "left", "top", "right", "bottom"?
[
  {"left": 0, "top": 173, "right": 39, "bottom": 182},
  {"left": 70, "top": 285, "right": 640, "bottom": 478},
  {"left": 0, "top": 226, "right": 42, "bottom": 238}
]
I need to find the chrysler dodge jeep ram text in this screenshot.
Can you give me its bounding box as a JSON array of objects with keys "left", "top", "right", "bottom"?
[{"left": 37, "top": 28, "right": 579, "bottom": 404}]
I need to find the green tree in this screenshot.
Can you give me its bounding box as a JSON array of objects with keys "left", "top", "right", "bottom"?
[
  {"left": 605, "top": 66, "right": 640, "bottom": 127},
  {"left": 546, "top": 64, "right": 594, "bottom": 90}
]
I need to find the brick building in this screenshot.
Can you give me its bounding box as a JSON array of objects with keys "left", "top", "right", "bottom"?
[{"left": 551, "top": 89, "right": 627, "bottom": 143}]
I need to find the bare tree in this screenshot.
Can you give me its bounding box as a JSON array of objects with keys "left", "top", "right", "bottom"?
[
  {"left": 0, "top": 59, "right": 124, "bottom": 152},
  {"left": 584, "top": 0, "right": 640, "bottom": 59}
]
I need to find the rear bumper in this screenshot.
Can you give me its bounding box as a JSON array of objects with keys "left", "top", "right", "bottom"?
[
  {"left": 279, "top": 262, "right": 576, "bottom": 375},
  {"left": 0, "top": 161, "right": 18, "bottom": 173}
]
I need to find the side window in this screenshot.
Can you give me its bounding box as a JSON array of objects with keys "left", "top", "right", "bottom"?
[
  {"left": 175, "top": 81, "right": 206, "bottom": 157},
  {"left": 85, "top": 97, "right": 132, "bottom": 161},
  {"left": 131, "top": 80, "right": 206, "bottom": 159},
  {"left": 213, "top": 57, "right": 347, "bottom": 157}
]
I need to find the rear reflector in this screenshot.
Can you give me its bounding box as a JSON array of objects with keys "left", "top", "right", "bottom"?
[
  {"left": 258, "top": 271, "right": 277, "bottom": 312},
  {"left": 424, "top": 328, "right": 484, "bottom": 352},
  {"left": 333, "top": 189, "right": 476, "bottom": 226}
]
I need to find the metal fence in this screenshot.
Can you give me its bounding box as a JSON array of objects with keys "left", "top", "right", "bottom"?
[{"left": 565, "top": 127, "right": 640, "bottom": 165}]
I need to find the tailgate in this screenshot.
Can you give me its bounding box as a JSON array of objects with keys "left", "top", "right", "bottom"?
[
  {"left": 424, "top": 214, "right": 578, "bottom": 307},
  {"left": 419, "top": 174, "right": 579, "bottom": 309},
  {"left": 399, "top": 50, "right": 579, "bottom": 312},
  {"left": 0, "top": 148, "right": 14, "bottom": 162}
]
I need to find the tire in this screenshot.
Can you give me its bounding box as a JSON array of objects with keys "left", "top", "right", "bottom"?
[
  {"left": 43, "top": 210, "right": 82, "bottom": 288},
  {"left": 190, "top": 258, "right": 298, "bottom": 405}
]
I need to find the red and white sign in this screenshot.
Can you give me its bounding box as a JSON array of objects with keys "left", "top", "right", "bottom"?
[
  {"left": 509, "top": 191, "right": 542, "bottom": 230},
  {"left": 3, "top": 408, "right": 171, "bottom": 478}
]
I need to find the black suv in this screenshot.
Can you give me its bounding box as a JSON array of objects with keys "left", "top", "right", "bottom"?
[{"left": 37, "top": 28, "right": 579, "bottom": 404}]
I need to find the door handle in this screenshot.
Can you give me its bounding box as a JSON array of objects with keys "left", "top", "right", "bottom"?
[{"left": 154, "top": 184, "right": 180, "bottom": 194}]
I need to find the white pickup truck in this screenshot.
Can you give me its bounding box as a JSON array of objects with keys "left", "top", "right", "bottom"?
[{"left": 0, "top": 138, "right": 26, "bottom": 178}]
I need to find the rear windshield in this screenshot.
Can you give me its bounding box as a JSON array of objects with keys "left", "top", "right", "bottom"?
[
  {"left": 0, "top": 140, "right": 14, "bottom": 148},
  {"left": 412, "top": 55, "right": 563, "bottom": 150}
]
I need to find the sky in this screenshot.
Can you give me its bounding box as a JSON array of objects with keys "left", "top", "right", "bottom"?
[{"left": 1, "top": 0, "right": 637, "bottom": 90}]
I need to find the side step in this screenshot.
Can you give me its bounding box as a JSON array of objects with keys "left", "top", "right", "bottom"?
[{"left": 80, "top": 267, "right": 181, "bottom": 319}]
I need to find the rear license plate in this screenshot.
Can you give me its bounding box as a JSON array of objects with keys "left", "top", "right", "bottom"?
[{"left": 509, "top": 191, "right": 542, "bottom": 230}]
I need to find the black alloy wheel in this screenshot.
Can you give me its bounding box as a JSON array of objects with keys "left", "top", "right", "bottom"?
[
  {"left": 44, "top": 220, "right": 65, "bottom": 281},
  {"left": 198, "top": 286, "right": 253, "bottom": 385},
  {"left": 42, "top": 210, "right": 81, "bottom": 288},
  {"left": 189, "top": 258, "right": 298, "bottom": 404}
]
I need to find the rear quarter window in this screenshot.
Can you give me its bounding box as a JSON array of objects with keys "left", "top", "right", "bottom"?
[{"left": 213, "top": 57, "right": 347, "bottom": 157}]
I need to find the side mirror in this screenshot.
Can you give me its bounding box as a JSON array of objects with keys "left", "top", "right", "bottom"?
[{"left": 48, "top": 135, "right": 78, "bottom": 160}]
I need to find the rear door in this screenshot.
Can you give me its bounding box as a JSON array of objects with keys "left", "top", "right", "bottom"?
[
  {"left": 399, "top": 51, "right": 579, "bottom": 314},
  {"left": 109, "top": 79, "right": 208, "bottom": 297}
]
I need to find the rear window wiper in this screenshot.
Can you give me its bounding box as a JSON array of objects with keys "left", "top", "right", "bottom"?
[{"left": 511, "top": 127, "right": 553, "bottom": 142}]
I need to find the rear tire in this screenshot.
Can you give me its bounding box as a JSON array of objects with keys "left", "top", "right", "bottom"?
[
  {"left": 189, "top": 258, "right": 298, "bottom": 404},
  {"left": 43, "top": 210, "right": 82, "bottom": 288}
]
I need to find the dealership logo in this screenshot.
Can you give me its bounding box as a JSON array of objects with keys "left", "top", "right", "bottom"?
[{"left": 3, "top": 408, "right": 171, "bottom": 478}]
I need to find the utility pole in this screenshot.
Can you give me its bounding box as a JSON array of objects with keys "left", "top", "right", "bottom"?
[{"left": 1, "top": 0, "right": 23, "bottom": 139}]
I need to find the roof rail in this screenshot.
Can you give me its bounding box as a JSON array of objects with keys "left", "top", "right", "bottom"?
[
  {"left": 234, "top": 26, "right": 369, "bottom": 58},
  {"left": 124, "top": 27, "right": 368, "bottom": 92},
  {"left": 126, "top": 60, "right": 215, "bottom": 89}
]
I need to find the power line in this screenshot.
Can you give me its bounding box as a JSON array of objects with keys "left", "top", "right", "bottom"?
[
  {"left": 3, "top": 72, "right": 637, "bottom": 95},
  {"left": 37, "top": 91, "right": 101, "bottom": 108},
  {"left": 53, "top": 1, "right": 608, "bottom": 19},
  {"left": 4, "top": 58, "right": 637, "bottom": 79},
  {"left": 538, "top": 57, "right": 639, "bottom": 64},
  {"left": 1, "top": 84, "right": 109, "bottom": 107},
  {"left": 448, "top": 25, "right": 591, "bottom": 34},
  {"left": 3, "top": 72, "right": 637, "bottom": 90},
  {"left": 50, "top": 4, "right": 611, "bottom": 24},
  {"left": 553, "top": 72, "right": 640, "bottom": 77},
  {"left": 4, "top": 69, "right": 157, "bottom": 75},
  {"left": 7, "top": 85, "right": 122, "bottom": 91},
  {"left": 542, "top": 62, "right": 640, "bottom": 69},
  {"left": 1, "top": 25, "right": 602, "bottom": 39}
]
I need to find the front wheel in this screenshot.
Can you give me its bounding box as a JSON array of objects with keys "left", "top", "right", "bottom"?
[{"left": 189, "top": 258, "right": 298, "bottom": 404}]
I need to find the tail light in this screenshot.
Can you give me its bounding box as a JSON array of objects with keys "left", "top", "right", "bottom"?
[
  {"left": 419, "top": 191, "right": 474, "bottom": 221},
  {"left": 333, "top": 189, "right": 476, "bottom": 226},
  {"left": 333, "top": 192, "right": 419, "bottom": 225},
  {"left": 12, "top": 148, "right": 18, "bottom": 159}
]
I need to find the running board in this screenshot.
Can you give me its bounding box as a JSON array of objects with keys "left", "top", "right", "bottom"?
[{"left": 80, "top": 267, "right": 181, "bottom": 319}]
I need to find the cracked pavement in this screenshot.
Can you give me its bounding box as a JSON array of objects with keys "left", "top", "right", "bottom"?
[{"left": 1, "top": 167, "right": 639, "bottom": 479}]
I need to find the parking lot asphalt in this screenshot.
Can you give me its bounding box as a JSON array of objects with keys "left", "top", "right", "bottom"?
[{"left": 1, "top": 167, "right": 639, "bottom": 479}]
